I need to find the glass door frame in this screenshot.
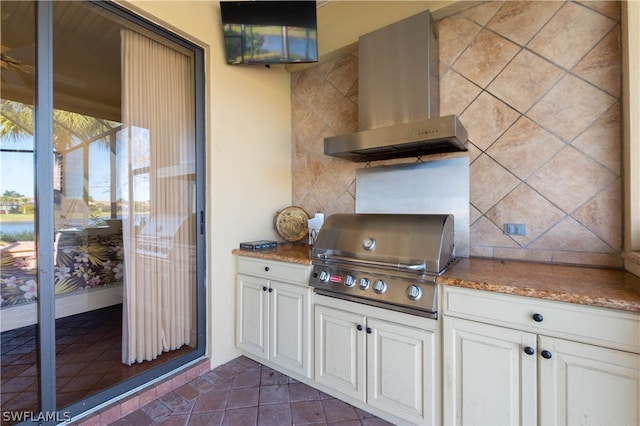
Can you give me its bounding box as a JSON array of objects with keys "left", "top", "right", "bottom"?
[{"left": 31, "top": 1, "right": 206, "bottom": 423}]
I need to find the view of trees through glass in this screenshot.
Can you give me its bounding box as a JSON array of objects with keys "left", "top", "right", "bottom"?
[{"left": 1, "top": 100, "right": 122, "bottom": 241}]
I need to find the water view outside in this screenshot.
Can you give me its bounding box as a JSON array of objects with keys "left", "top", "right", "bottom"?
[{"left": 0, "top": 222, "right": 34, "bottom": 234}]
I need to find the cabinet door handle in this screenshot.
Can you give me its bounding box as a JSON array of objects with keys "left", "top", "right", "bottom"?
[
  {"left": 356, "top": 324, "right": 363, "bottom": 331},
  {"left": 366, "top": 327, "right": 372, "bottom": 334},
  {"left": 524, "top": 346, "right": 535, "bottom": 355},
  {"left": 268, "top": 287, "right": 273, "bottom": 293},
  {"left": 532, "top": 313, "right": 544, "bottom": 322},
  {"left": 541, "top": 350, "right": 552, "bottom": 359},
  {"left": 262, "top": 286, "right": 267, "bottom": 291},
  {"left": 264, "top": 266, "right": 270, "bottom": 272}
]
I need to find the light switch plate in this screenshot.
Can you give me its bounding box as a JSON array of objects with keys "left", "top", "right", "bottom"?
[{"left": 504, "top": 223, "right": 526, "bottom": 236}]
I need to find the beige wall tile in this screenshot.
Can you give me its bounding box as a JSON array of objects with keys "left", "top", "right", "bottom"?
[
  {"left": 325, "top": 53, "right": 358, "bottom": 97},
  {"left": 486, "top": 183, "right": 565, "bottom": 246},
  {"left": 290, "top": 1, "right": 623, "bottom": 267},
  {"left": 527, "top": 146, "right": 616, "bottom": 213},
  {"left": 572, "top": 26, "right": 621, "bottom": 97},
  {"left": 572, "top": 179, "right": 622, "bottom": 249},
  {"left": 487, "top": 117, "right": 564, "bottom": 180},
  {"left": 436, "top": 15, "right": 483, "bottom": 68},
  {"left": 530, "top": 216, "right": 615, "bottom": 253},
  {"left": 460, "top": 91, "right": 520, "bottom": 150},
  {"left": 578, "top": 0, "right": 621, "bottom": 20},
  {"left": 528, "top": 74, "right": 616, "bottom": 142},
  {"left": 487, "top": 49, "right": 565, "bottom": 113},
  {"left": 527, "top": 1, "right": 616, "bottom": 69},
  {"left": 493, "top": 247, "right": 553, "bottom": 263},
  {"left": 461, "top": 1, "right": 504, "bottom": 26},
  {"left": 440, "top": 70, "right": 482, "bottom": 116},
  {"left": 552, "top": 251, "right": 623, "bottom": 268},
  {"left": 452, "top": 29, "right": 520, "bottom": 88},
  {"left": 487, "top": 0, "right": 563, "bottom": 46},
  {"left": 572, "top": 102, "right": 621, "bottom": 174},
  {"left": 470, "top": 154, "right": 520, "bottom": 213},
  {"left": 470, "top": 216, "right": 519, "bottom": 249}
]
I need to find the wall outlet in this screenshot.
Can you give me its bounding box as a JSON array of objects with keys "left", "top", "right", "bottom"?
[{"left": 504, "top": 223, "right": 526, "bottom": 236}]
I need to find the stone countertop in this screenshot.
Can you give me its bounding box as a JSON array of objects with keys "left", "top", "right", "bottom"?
[
  {"left": 232, "top": 244, "right": 640, "bottom": 313},
  {"left": 440, "top": 257, "right": 640, "bottom": 313},
  {"left": 232, "top": 243, "right": 313, "bottom": 266}
]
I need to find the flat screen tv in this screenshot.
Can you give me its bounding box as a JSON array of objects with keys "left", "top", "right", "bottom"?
[{"left": 220, "top": 1, "right": 318, "bottom": 65}]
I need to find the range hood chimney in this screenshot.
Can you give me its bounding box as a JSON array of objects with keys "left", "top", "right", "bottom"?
[{"left": 324, "top": 10, "right": 468, "bottom": 162}]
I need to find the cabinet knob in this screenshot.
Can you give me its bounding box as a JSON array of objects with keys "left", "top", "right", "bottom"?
[
  {"left": 356, "top": 324, "right": 363, "bottom": 331},
  {"left": 541, "top": 350, "right": 552, "bottom": 359},
  {"left": 524, "top": 346, "right": 535, "bottom": 355},
  {"left": 264, "top": 266, "right": 270, "bottom": 272},
  {"left": 268, "top": 287, "right": 273, "bottom": 293},
  {"left": 532, "top": 313, "right": 544, "bottom": 322},
  {"left": 262, "top": 286, "right": 267, "bottom": 291},
  {"left": 366, "top": 327, "right": 372, "bottom": 334}
]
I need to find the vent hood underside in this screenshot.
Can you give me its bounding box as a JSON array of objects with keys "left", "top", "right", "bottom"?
[
  {"left": 324, "top": 10, "right": 468, "bottom": 162},
  {"left": 324, "top": 115, "right": 467, "bottom": 162}
]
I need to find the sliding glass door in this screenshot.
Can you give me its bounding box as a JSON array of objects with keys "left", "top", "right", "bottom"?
[
  {"left": 0, "top": 1, "right": 205, "bottom": 423},
  {"left": 0, "top": 2, "right": 39, "bottom": 420}
]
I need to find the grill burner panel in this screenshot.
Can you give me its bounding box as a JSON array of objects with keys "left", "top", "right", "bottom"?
[
  {"left": 309, "top": 213, "right": 457, "bottom": 318},
  {"left": 309, "top": 263, "right": 438, "bottom": 318}
]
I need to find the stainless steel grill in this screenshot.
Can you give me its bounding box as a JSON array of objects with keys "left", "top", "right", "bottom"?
[
  {"left": 309, "top": 213, "right": 457, "bottom": 318},
  {"left": 136, "top": 213, "right": 194, "bottom": 260}
]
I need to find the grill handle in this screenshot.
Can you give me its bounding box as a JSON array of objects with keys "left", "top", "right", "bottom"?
[{"left": 315, "top": 253, "right": 427, "bottom": 273}]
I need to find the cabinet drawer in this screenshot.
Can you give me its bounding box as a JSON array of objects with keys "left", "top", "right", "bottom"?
[
  {"left": 237, "top": 257, "right": 311, "bottom": 285},
  {"left": 442, "top": 286, "right": 640, "bottom": 353}
]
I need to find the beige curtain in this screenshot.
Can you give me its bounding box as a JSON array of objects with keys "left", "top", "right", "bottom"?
[{"left": 120, "top": 29, "right": 195, "bottom": 365}]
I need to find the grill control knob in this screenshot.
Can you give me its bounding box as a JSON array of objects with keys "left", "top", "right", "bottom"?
[
  {"left": 359, "top": 278, "right": 370, "bottom": 290},
  {"left": 406, "top": 285, "right": 422, "bottom": 301},
  {"left": 345, "top": 275, "right": 356, "bottom": 288},
  {"left": 318, "top": 271, "right": 330, "bottom": 282},
  {"left": 373, "top": 279, "right": 387, "bottom": 294},
  {"left": 363, "top": 238, "right": 376, "bottom": 251}
]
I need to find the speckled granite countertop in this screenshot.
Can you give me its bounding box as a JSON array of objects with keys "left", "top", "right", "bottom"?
[
  {"left": 233, "top": 244, "right": 640, "bottom": 313},
  {"left": 440, "top": 258, "right": 640, "bottom": 313},
  {"left": 232, "top": 243, "right": 313, "bottom": 265}
]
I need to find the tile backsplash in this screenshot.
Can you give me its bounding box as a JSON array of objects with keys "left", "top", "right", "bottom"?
[{"left": 291, "top": 0, "right": 622, "bottom": 268}]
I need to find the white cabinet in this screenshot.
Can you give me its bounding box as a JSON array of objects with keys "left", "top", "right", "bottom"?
[
  {"left": 538, "top": 335, "right": 640, "bottom": 425},
  {"left": 443, "top": 316, "right": 537, "bottom": 425},
  {"left": 237, "top": 274, "right": 269, "bottom": 358},
  {"left": 442, "top": 286, "right": 640, "bottom": 426},
  {"left": 314, "top": 296, "right": 438, "bottom": 425},
  {"left": 236, "top": 257, "right": 312, "bottom": 378},
  {"left": 314, "top": 304, "right": 366, "bottom": 400}
]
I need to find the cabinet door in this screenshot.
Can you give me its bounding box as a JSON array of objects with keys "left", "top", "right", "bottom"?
[
  {"left": 367, "top": 317, "right": 436, "bottom": 425},
  {"left": 539, "top": 336, "right": 640, "bottom": 425},
  {"left": 237, "top": 274, "right": 269, "bottom": 358},
  {"left": 443, "top": 316, "right": 537, "bottom": 426},
  {"left": 314, "top": 304, "right": 366, "bottom": 401},
  {"left": 269, "top": 280, "right": 310, "bottom": 377}
]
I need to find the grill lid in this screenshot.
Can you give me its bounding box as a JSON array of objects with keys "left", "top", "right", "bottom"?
[{"left": 312, "top": 213, "right": 456, "bottom": 275}]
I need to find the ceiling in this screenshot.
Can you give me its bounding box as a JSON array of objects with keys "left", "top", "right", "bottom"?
[{"left": 1, "top": 1, "right": 122, "bottom": 121}]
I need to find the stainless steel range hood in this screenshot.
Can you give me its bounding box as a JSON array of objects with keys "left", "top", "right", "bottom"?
[{"left": 324, "top": 10, "right": 468, "bottom": 162}]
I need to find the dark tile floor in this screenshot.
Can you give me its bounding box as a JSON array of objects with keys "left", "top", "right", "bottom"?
[
  {"left": 0, "top": 304, "right": 192, "bottom": 421},
  {"left": 111, "top": 356, "right": 392, "bottom": 426},
  {"left": 2, "top": 306, "right": 391, "bottom": 425}
]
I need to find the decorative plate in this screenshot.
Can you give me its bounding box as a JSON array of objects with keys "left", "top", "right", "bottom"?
[{"left": 273, "top": 206, "right": 310, "bottom": 242}]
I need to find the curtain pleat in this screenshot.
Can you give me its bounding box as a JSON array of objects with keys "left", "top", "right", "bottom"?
[{"left": 120, "top": 29, "right": 195, "bottom": 365}]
